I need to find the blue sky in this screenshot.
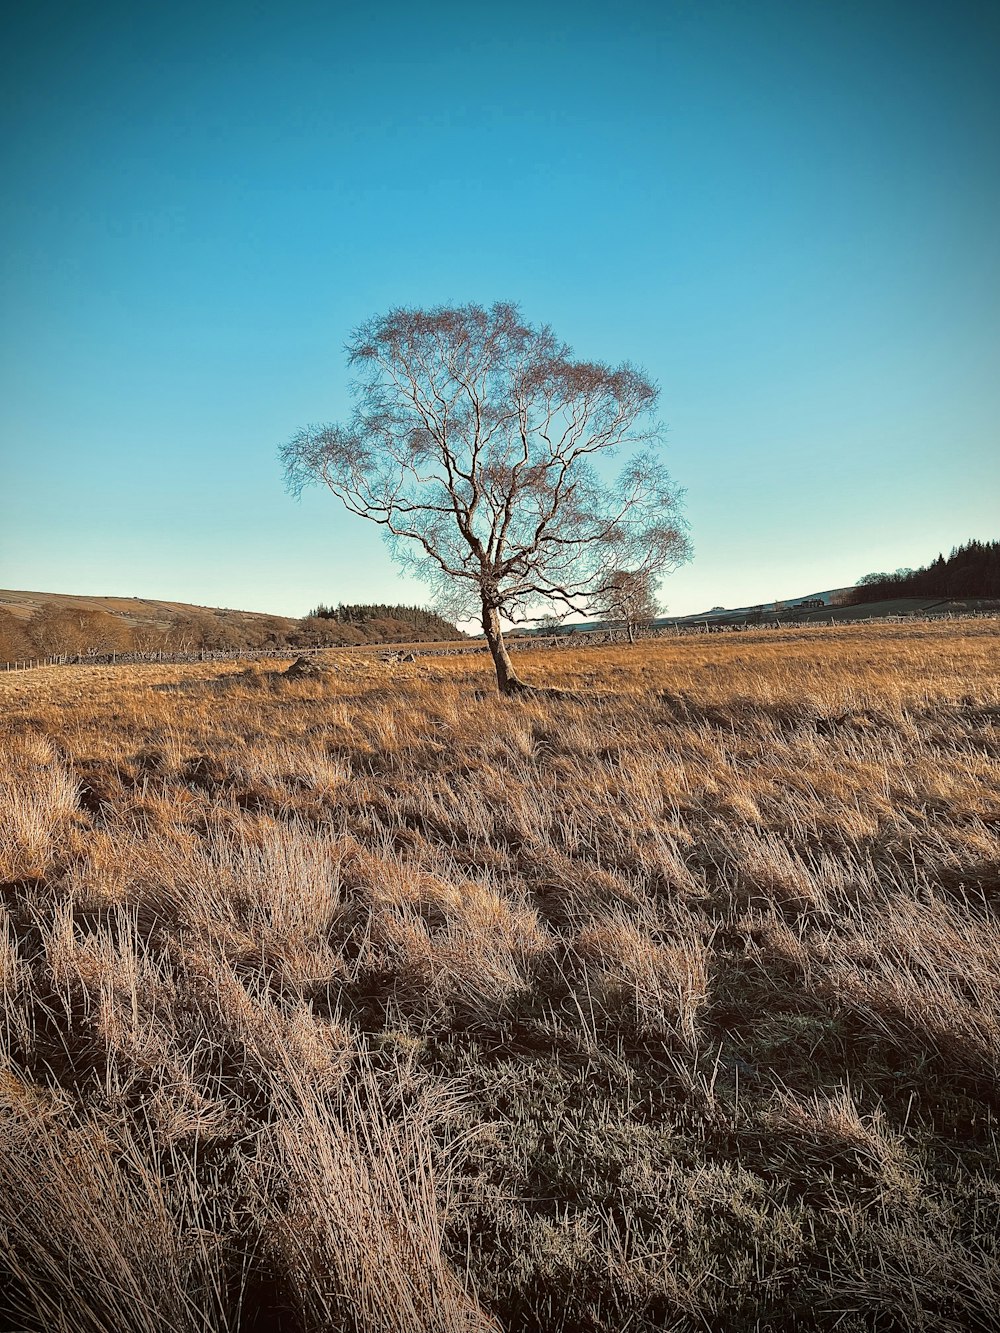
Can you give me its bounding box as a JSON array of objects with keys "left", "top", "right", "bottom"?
[{"left": 2, "top": 0, "right": 997, "bottom": 618}]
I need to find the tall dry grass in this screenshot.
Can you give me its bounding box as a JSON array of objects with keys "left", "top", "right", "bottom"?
[{"left": 0, "top": 619, "right": 998, "bottom": 1330}]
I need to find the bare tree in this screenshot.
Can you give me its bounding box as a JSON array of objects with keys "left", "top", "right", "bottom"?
[
  {"left": 0, "top": 609, "right": 33, "bottom": 665},
  {"left": 281, "top": 302, "right": 689, "bottom": 693},
  {"left": 534, "top": 610, "right": 568, "bottom": 634},
  {"left": 605, "top": 569, "right": 660, "bottom": 643},
  {"left": 27, "top": 607, "right": 133, "bottom": 658}
]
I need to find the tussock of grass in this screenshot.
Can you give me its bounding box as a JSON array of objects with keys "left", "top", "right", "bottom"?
[{"left": 0, "top": 620, "right": 998, "bottom": 1330}]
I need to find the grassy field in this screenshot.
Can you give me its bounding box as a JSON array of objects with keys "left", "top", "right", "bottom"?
[{"left": 2, "top": 621, "right": 999, "bottom": 1332}]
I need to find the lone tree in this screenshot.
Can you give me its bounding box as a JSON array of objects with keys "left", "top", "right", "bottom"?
[
  {"left": 281, "top": 302, "right": 689, "bottom": 693},
  {"left": 605, "top": 569, "right": 660, "bottom": 643}
]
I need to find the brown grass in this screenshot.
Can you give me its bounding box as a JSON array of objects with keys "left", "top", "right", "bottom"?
[{"left": 1, "top": 620, "right": 999, "bottom": 1331}]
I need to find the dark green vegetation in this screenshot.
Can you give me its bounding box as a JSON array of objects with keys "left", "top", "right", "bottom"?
[
  {"left": 307, "top": 603, "right": 461, "bottom": 635},
  {"left": 849, "top": 538, "right": 1000, "bottom": 605}
]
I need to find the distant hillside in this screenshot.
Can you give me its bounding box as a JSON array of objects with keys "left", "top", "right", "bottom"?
[
  {"left": 674, "top": 541, "right": 998, "bottom": 625},
  {"left": 677, "top": 587, "right": 853, "bottom": 622},
  {"left": 0, "top": 590, "right": 463, "bottom": 663},
  {"left": 670, "top": 591, "right": 997, "bottom": 630}
]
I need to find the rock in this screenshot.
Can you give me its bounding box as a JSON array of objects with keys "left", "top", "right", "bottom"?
[{"left": 284, "top": 656, "right": 329, "bottom": 679}]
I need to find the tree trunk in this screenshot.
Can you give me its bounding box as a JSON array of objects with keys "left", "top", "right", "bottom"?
[{"left": 481, "top": 600, "right": 527, "bottom": 695}]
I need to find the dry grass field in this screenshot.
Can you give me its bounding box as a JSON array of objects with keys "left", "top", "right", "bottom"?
[{"left": 2, "top": 620, "right": 999, "bottom": 1332}]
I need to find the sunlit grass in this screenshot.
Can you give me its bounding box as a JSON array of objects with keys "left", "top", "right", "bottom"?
[{"left": 1, "top": 619, "right": 998, "bottom": 1331}]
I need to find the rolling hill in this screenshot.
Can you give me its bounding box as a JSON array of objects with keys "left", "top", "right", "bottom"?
[
  {"left": 0, "top": 588, "right": 296, "bottom": 631},
  {"left": 0, "top": 590, "right": 463, "bottom": 662}
]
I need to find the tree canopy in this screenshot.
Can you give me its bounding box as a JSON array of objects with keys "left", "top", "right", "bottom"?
[
  {"left": 605, "top": 569, "right": 660, "bottom": 643},
  {"left": 850, "top": 540, "right": 999, "bottom": 604}
]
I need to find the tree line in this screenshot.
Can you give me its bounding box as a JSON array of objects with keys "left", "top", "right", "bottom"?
[
  {"left": 307, "top": 602, "right": 458, "bottom": 632},
  {"left": 848, "top": 539, "right": 1000, "bottom": 605},
  {"left": 0, "top": 601, "right": 463, "bottom": 665}
]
